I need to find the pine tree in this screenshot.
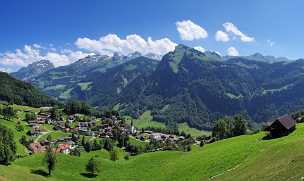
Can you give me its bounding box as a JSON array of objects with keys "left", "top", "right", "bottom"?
[{"left": 44, "top": 147, "right": 56, "bottom": 175}]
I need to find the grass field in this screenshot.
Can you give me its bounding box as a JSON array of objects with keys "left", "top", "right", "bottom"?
[
  {"left": 2, "top": 121, "right": 304, "bottom": 180},
  {"left": 178, "top": 122, "right": 211, "bottom": 137},
  {"left": 126, "top": 111, "right": 209, "bottom": 137},
  {"left": 125, "top": 111, "right": 166, "bottom": 129}
]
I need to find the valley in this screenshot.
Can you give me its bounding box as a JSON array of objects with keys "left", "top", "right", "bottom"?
[{"left": 1, "top": 104, "right": 304, "bottom": 180}]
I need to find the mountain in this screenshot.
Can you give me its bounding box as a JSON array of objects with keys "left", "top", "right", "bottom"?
[
  {"left": 11, "top": 60, "right": 54, "bottom": 81},
  {"left": 242, "top": 53, "right": 291, "bottom": 63},
  {"left": 111, "top": 45, "right": 304, "bottom": 129},
  {"left": 0, "top": 72, "right": 55, "bottom": 107},
  {"left": 116, "top": 45, "right": 255, "bottom": 129},
  {"left": 11, "top": 45, "right": 304, "bottom": 130},
  {"left": 27, "top": 54, "right": 159, "bottom": 104}
]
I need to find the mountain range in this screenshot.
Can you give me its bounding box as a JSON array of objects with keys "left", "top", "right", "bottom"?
[{"left": 11, "top": 45, "right": 304, "bottom": 129}]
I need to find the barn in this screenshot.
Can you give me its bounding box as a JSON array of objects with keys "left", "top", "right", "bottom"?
[{"left": 266, "top": 115, "right": 296, "bottom": 137}]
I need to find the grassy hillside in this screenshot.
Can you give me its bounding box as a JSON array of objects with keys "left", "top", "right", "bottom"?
[
  {"left": 0, "top": 72, "right": 55, "bottom": 107},
  {"left": 125, "top": 111, "right": 209, "bottom": 137},
  {"left": 178, "top": 122, "right": 211, "bottom": 137},
  {"left": 126, "top": 111, "right": 166, "bottom": 129},
  {"left": 0, "top": 104, "right": 41, "bottom": 156},
  {"left": 1, "top": 118, "right": 304, "bottom": 180}
]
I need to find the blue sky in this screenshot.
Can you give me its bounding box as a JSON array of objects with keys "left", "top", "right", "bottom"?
[{"left": 1, "top": 0, "right": 304, "bottom": 71}]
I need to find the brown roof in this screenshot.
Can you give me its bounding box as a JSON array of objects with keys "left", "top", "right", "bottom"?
[{"left": 276, "top": 115, "right": 295, "bottom": 130}]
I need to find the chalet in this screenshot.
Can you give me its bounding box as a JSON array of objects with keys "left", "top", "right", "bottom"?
[
  {"left": 78, "top": 120, "right": 96, "bottom": 129},
  {"left": 266, "top": 115, "right": 296, "bottom": 137},
  {"left": 30, "top": 125, "right": 42, "bottom": 136},
  {"left": 55, "top": 144, "right": 72, "bottom": 154},
  {"left": 37, "top": 112, "right": 51, "bottom": 124},
  {"left": 29, "top": 143, "right": 47, "bottom": 153},
  {"left": 150, "top": 133, "right": 170, "bottom": 141}
]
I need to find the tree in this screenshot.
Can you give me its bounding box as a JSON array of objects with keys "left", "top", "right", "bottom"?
[
  {"left": 2, "top": 106, "right": 16, "bottom": 121},
  {"left": 44, "top": 147, "right": 56, "bottom": 176},
  {"left": 92, "top": 139, "right": 102, "bottom": 151},
  {"left": 19, "top": 135, "right": 27, "bottom": 145},
  {"left": 0, "top": 125, "right": 16, "bottom": 165},
  {"left": 50, "top": 108, "right": 63, "bottom": 121},
  {"left": 46, "top": 134, "right": 52, "bottom": 142},
  {"left": 64, "top": 100, "right": 91, "bottom": 115},
  {"left": 25, "top": 112, "right": 36, "bottom": 122},
  {"left": 86, "top": 157, "right": 100, "bottom": 176},
  {"left": 84, "top": 141, "right": 92, "bottom": 152},
  {"left": 212, "top": 116, "right": 248, "bottom": 140},
  {"left": 232, "top": 115, "right": 247, "bottom": 136},
  {"left": 15, "top": 121, "right": 24, "bottom": 132},
  {"left": 212, "top": 118, "right": 228, "bottom": 139},
  {"left": 81, "top": 136, "right": 86, "bottom": 146},
  {"left": 103, "top": 138, "right": 113, "bottom": 151},
  {"left": 70, "top": 148, "right": 81, "bottom": 157},
  {"left": 110, "top": 149, "right": 118, "bottom": 161}
]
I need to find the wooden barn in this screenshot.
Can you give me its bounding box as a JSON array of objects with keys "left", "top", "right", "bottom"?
[{"left": 266, "top": 115, "right": 296, "bottom": 137}]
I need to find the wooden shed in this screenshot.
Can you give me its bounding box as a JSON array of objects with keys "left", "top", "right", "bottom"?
[{"left": 266, "top": 115, "right": 295, "bottom": 137}]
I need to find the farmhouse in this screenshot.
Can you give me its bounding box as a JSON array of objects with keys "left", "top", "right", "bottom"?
[
  {"left": 266, "top": 115, "right": 296, "bottom": 137},
  {"left": 55, "top": 144, "right": 72, "bottom": 154},
  {"left": 29, "top": 143, "right": 47, "bottom": 153}
]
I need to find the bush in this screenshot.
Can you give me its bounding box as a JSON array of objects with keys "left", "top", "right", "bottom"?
[
  {"left": 86, "top": 157, "right": 100, "bottom": 176},
  {"left": 124, "top": 153, "right": 130, "bottom": 160},
  {"left": 70, "top": 148, "right": 81, "bottom": 157}
]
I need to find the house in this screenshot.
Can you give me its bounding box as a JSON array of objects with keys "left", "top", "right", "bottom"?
[
  {"left": 150, "top": 133, "right": 170, "bottom": 141},
  {"left": 55, "top": 144, "right": 72, "bottom": 154},
  {"left": 37, "top": 112, "right": 51, "bottom": 124},
  {"left": 30, "top": 125, "right": 42, "bottom": 136},
  {"left": 266, "top": 115, "right": 296, "bottom": 137},
  {"left": 29, "top": 143, "right": 47, "bottom": 153}
]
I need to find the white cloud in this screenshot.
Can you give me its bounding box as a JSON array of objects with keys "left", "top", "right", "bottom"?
[
  {"left": 0, "top": 67, "right": 11, "bottom": 73},
  {"left": 176, "top": 20, "right": 208, "bottom": 41},
  {"left": 215, "top": 30, "right": 230, "bottom": 42},
  {"left": 267, "top": 40, "right": 275, "bottom": 47},
  {"left": 223, "top": 22, "right": 254, "bottom": 42},
  {"left": 0, "top": 45, "right": 43, "bottom": 67},
  {"left": 227, "top": 46, "right": 240, "bottom": 56},
  {"left": 194, "top": 46, "right": 206, "bottom": 53},
  {"left": 75, "top": 34, "right": 177, "bottom": 56},
  {"left": 0, "top": 44, "right": 91, "bottom": 72}
]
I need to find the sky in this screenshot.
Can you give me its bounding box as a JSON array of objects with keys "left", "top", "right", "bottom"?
[{"left": 1, "top": 0, "right": 304, "bottom": 72}]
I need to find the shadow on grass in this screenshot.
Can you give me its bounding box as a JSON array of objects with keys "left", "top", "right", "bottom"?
[
  {"left": 30, "top": 169, "right": 49, "bottom": 177},
  {"left": 262, "top": 133, "right": 289, "bottom": 140},
  {"left": 80, "top": 173, "right": 98, "bottom": 178}
]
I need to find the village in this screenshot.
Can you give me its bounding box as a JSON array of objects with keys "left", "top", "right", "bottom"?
[
  {"left": 22, "top": 106, "right": 193, "bottom": 156},
  {"left": 8, "top": 99, "right": 304, "bottom": 160}
]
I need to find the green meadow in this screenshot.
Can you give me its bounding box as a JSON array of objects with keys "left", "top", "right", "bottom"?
[{"left": 1, "top": 114, "right": 304, "bottom": 180}]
